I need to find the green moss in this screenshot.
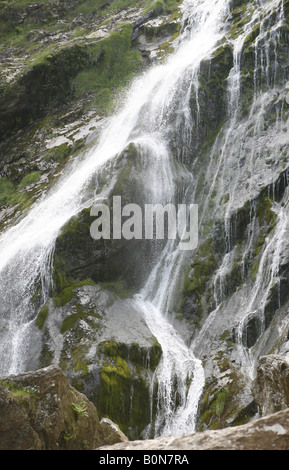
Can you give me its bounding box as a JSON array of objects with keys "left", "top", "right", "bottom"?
[
  {"left": 0, "top": 177, "right": 20, "bottom": 207},
  {"left": 0, "top": 379, "right": 36, "bottom": 400},
  {"left": 73, "top": 24, "right": 144, "bottom": 113},
  {"left": 220, "top": 330, "right": 230, "bottom": 342},
  {"left": 60, "top": 313, "right": 80, "bottom": 334},
  {"left": 75, "top": 356, "right": 89, "bottom": 378},
  {"left": 199, "top": 385, "right": 230, "bottom": 430},
  {"left": 59, "top": 300, "right": 101, "bottom": 335},
  {"left": 214, "top": 387, "right": 229, "bottom": 417},
  {"left": 256, "top": 197, "right": 277, "bottom": 228},
  {"left": 242, "top": 23, "right": 260, "bottom": 53},
  {"left": 97, "top": 339, "right": 161, "bottom": 439},
  {"left": 182, "top": 238, "right": 217, "bottom": 317},
  {"left": 255, "top": 234, "right": 266, "bottom": 256},
  {"left": 35, "top": 304, "right": 49, "bottom": 330},
  {"left": 18, "top": 171, "right": 41, "bottom": 189},
  {"left": 53, "top": 278, "right": 95, "bottom": 308},
  {"left": 229, "top": 3, "right": 255, "bottom": 40},
  {"left": 197, "top": 351, "right": 251, "bottom": 432},
  {"left": 44, "top": 143, "right": 73, "bottom": 163}
]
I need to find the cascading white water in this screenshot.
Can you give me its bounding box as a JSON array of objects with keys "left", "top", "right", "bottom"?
[
  {"left": 194, "top": 0, "right": 288, "bottom": 384},
  {"left": 0, "top": 0, "right": 232, "bottom": 436}
]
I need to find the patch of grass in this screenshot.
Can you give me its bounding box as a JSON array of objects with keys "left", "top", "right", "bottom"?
[
  {"left": 18, "top": 171, "right": 41, "bottom": 189},
  {"left": 44, "top": 143, "right": 72, "bottom": 163},
  {"left": 0, "top": 379, "right": 36, "bottom": 399},
  {"left": 73, "top": 23, "right": 144, "bottom": 112},
  {"left": 0, "top": 177, "right": 20, "bottom": 206}
]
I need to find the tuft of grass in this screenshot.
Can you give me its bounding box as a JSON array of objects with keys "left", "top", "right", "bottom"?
[
  {"left": 0, "top": 379, "right": 36, "bottom": 399},
  {"left": 18, "top": 171, "right": 41, "bottom": 189},
  {"left": 0, "top": 177, "right": 20, "bottom": 206},
  {"left": 72, "top": 23, "right": 144, "bottom": 112}
]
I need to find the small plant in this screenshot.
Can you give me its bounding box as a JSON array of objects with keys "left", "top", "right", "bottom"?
[
  {"left": 63, "top": 431, "right": 76, "bottom": 442},
  {"left": 71, "top": 400, "right": 89, "bottom": 418}
]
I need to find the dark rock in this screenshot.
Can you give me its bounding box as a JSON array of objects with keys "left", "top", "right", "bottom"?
[
  {"left": 0, "top": 364, "right": 109, "bottom": 450},
  {"left": 252, "top": 355, "right": 289, "bottom": 416}
]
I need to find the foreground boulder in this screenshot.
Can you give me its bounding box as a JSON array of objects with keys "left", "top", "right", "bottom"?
[
  {"left": 98, "top": 408, "right": 289, "bottom": 450},
  {"left": 100, "top": 418, "right": 129, "bottom": 446},
  {"left": 0, "top": 365, "right": 126, "bottom": 450}
]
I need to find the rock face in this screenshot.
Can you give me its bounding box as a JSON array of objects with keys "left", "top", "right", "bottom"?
[
  {"left": 252, "top": 355, "right": 289, "bottom": 416},
  {"left": 98, "top": 408, "right": 289, "bottom": 450},
  {"left": 100, "top": 418, "right": 129, "bottom": 446},
  {"left": 0, "top": 365, "right": 126, "bottom": 450}
]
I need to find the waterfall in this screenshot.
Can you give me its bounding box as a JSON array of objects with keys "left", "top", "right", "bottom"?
[
  {"left": 0, "top": 0, "right": 232, "bottom": 436},
  {"left": 1, "top": 0, "right": 288, "bottom": 439},
  {"left": 194, "top": 0, "right": 288, "bottom": 384}
]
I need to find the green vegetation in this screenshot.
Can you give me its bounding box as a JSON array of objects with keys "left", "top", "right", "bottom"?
[
  {"left": 72, "top": 23, "right": 144, "bottom": 112},
  {"left": 256, "top": 197, "right": 277, "bottom": 228},
  {"left": 184, "top": 239, "right": 217, "bottom": 296},
  {"left": 0, "top": 379, "right": 36, "bottom": 400},
  {"left": 228, "top": 2, "right": 255, "bottom": 40},
  {"left": 182, "top": 238, "right": 217, "bottom": 321},
  {"left": 97, "top": 339, "right": 161, "bottom": 439},
  {"left": 18, "top": 171, "right": 41, "bottom": 189},
  {"left": 35, "top": 304, "right": 49, "bottom": 330},
  {"left": 53, "top": 278, "right": 95, "bottom": 308},
  {"left": 63, "top": 431, "right": 76, "bottom": 442},
  {"left": 197, "top": 350, "right": 255, "bottom": 431},
  {"left": 44, "top": 143, "right": 73, "bottom": 163},
  {"left": 71, "top": 400, "right": 89, "bottom": 418},
  {"left": 0, "top": 177, "right": 20, "bottom": 206},
  {"left": 60, "top": 305, "right": 100, "bottom": 334}
]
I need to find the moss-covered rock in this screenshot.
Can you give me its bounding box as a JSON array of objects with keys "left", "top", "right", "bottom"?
[
  {"left": 35, "top": 278, "right": 162, "bottom": 440},
  {"left": 0, "top": 364, "right": 105, "bottom": 450},
  {"left": 197, "top": 350, "right": 257, "bottom": 431},
  {"left": 97, "top": 339, "right": 161, "bottom": 439},
  {"left": 182, "top": 238, "right": 218, "bottom": 324}
]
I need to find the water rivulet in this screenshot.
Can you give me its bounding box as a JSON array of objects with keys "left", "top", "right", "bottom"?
[{"left": 1, "top": 0, "right": 289, "bottom": 438}]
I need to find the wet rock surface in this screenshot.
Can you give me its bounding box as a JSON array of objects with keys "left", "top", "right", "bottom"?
[
  {"left": 252, "top": 355, "right": 289, "bottom": 416},
  {"left": 36, "top": 282, "right": 162, "bottom": 440}
]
